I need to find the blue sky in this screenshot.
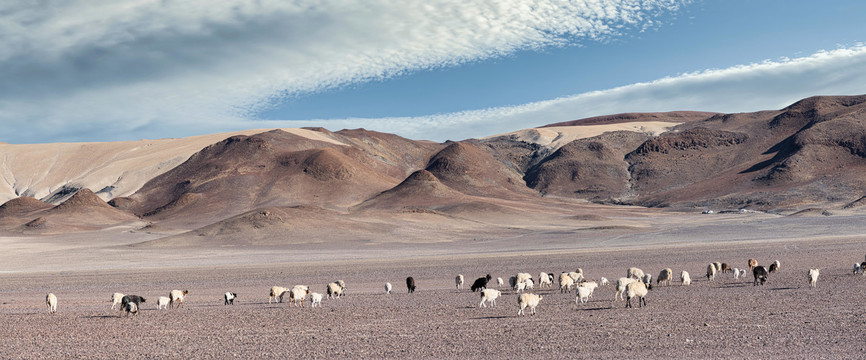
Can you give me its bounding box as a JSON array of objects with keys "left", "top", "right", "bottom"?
[{"left": 1, "top": 1, "right": 865, "bottom": 143}]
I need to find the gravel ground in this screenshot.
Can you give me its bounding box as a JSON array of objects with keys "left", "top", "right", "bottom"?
[{"left": 1, "top": 237, "right": 865, "bottom": 359}]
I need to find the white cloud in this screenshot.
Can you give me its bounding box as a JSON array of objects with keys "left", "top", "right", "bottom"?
[
  {"left": 264, "top": 44, "right": 866, "bottom": 141},
  {"left": 0, "top": 0, "right": 687, "bottom": 143}
]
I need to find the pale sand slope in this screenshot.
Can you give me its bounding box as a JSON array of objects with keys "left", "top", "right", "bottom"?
[
  {"left": 483, "top": 121, "right": 680, "bottom": 152},
  {"left": 0, "top": 128, "right": 345, "bottom": 204}
]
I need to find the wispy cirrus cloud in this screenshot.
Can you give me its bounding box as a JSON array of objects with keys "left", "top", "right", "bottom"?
[
  {"left": 255, "top": 44, "right": 866, "bottom": 141},
  {"left": 0, "top": 0, "right": 688, "bottom": 143}
]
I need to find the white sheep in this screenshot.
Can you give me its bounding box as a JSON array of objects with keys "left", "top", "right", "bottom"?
[
  {"left": 615, "top": 277, "right": 636, "bottom": 301},
  {"left": 854, "top": 263, "right": 862, "bottom": 275},
  {"left": 516, "top": 273, "right": 533, "bottom": 285},
  {"left": 657, "top": 268, "right": 673, "bottom": 286},
  {"left": 456, "top": 274, "right": 464, "bottom": 290},
  {"left": 713, "top": 262, "right": 722, "bottom": 273},
  {"left": 385, "top": 282, "right": 392, "bottom": 294},
  {"left": 680, "top": 270, "right": 691, "bottom": 286},
  {"left": 46, "top": 293, "right": 57, "bottom": 314},
  {"left": 706, "top": 263, "right": 716, "bottom": 281},
  {"left": 732, "top": 267, "right": 741, "bottom": 279},
  {"left": 627, "top": 267, "right": 644, "bottom": 280},
  {"left": 327, "top": 282, "right": 344, "bottom": 299},
  {"left": 599, "top": 277, "right": 609, "bottom": 286},
  {"left": 539, "top": 272, "right": 552, "bottom": 288},
  {"left": 625, "top": 280, "right": 648, "bottom": 308},
  {"left": 169, "top": 289, "right": 188, "bottom": 309},
  {"left": 269, "top": 286, "right": 288, "bottom": 304},
  {"left": 738, "top": 268, "right": 747, "bottom": 279},
  {"left": 290, "top": 285, "right": 309, "bottom": 307},
  {"left": 310, "top": 292, "right": 323, "bottom": 307},
  {"left": 224, "top": 292, "right": 237, "bottom": 305},
  {"left": 580, "top": 281, "right": 598, "bottom": 298},
  {"left": 111, "top": 292, "right": 124, "bottom": 311},
  {"left": 808, "top": 269, "right": 820, "bottom": 288},
  {"left": 515, "top": 281, "right": 527, "bottom": 293},
  {"left": 517, "top": 293, "right": 543, "bottom": 316},
  {"left": 575, "top": 286, "right": 592, "bottom": 305},
  {"left": 157, "top": 296, "right": 170, "bottom": 310},
  {"left": 524, "top": 278, "right": 535, "bottom": 290},
  {"left": 479, "top": 289, "right": 501, "bottom": 308},
  {"left": 496, "top": 277, "right": 504, "bottom": 288},
  {"left": 559, "top": 273, "right": 575, "bottom": 293},
  {"left": 567, "top": 271, "right": 584, "bottom": 284}
]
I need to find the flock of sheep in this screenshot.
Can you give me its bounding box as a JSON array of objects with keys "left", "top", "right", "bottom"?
[{"left": 41, "top": 256, "right": 844, "bottom": 316}]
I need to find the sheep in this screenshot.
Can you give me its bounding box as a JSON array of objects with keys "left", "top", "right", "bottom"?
[
  {"left": 615, "top": 277, "right": 637, "bottom": 301},
  {"left": 524, "top": 278, "right": 535, "bottom": 290},
  {"left": 157, "top": 296, "right": 170, "bottom": 310},
  {"left": 627, "top": 267, "right": 644, "bottom": 280},
  {"left": 111, "top": 292, "right": 124, "bottom": 311},
  {"left": 706, "top": 263, "right": 717, "bottom": 281},
  {"left": 509, "top": 275, "right": 518, "bottom": 289},
  {"left": 559, "top": 273, "right": 575, "bottom": 293},
  {"left": 336, "top": 280, "right": 346, "bottom": 289},
  {"left": 748, "top": 258, "right": 758, "bottom": 271},
  {"left": 496, "top": 277, "right": 504, "bottom": 288},
  {"left": 169, "top": 290, "right": 189, "bottom": 309},
  {"left": 46, "top": 293, "right": 57, "bottom": 314},
  {"left": 289, "top": 285, "right": 310, "bottom": 307},
  {"left": 516, "top": 273, "right": 533, "bottom": 286},
  {"left": 657, "top": 268, "right": 673, "bottom": 286},
  {"left": 642, "top": 273, "right": 653, "bottom": 286},
  {"left": 753, "top": 266, "right": 769, "bottom": 286},
  {"left": 327, "top": 282, "right": 344, "bottom": 299},
  {"left": 120, "top": 295, "right": 145, "bottom": 317},
  {"left": 567, "top": 271, "right": 585, "bottom": 284},
  {"left": 577, "top": 281, "right": 598, "bottom": 301},
  {"left": 456, "top": 274, "right": 464, "bottom": 290},
  {"left": 721, "top": 263, "right": 732, "bottom": 273},
  {"left": 680, "top": 271, "right": 691, "bottom": 286},
  {"left": 406, "top": 277, "right": 416, "bottom": 293},
  {"left": 385, "top": 282, "right": 392, "bottom": 294},
  {"left": 470, "top": 274, "right": 491, "bottom": 292},
  {"left": 479, "top": 289, "right": 501, "bottom": 308},
  {"left": 515, "top": 281, "right": 527, "bottom": 293},
  {"left": 808, "top": 269, "right": 820, "bottom": 288},
  {"left": 769, "top": 260, "right": 780, "bottom": 273},
  {"left": 547, "top": 273, "right": 555, "bottom": 285},
  {"left": 732, "top": 268, "right": 741, "bottom": 279},
  {"left": 712, "top": 262, "right": 722, "bottom": 273},
  {"left": 576, "top": 286, "right": 592, "bottom": 305},
  {"left": 853, "top": 263, "right": 861, "bottom": 275},
  {"left": 269, "top": 286, "right": 288, "bottom": 304},
  {"left": 861, "top": 263, "right": 866, "bottom": 274},
  {"left": 625, "top": 280, "right": 649, "bottom": 308},
  {"left": 539, "top": 272, "right": 552, "bottom": 288},
  {"left": 599, "top": 277, "right": 609, "bottom": 286},
  {"left": 224, "top": 292, "right": 237, "bottom": 305},
  {"left": 310, "top": 292, "right": 323, "bottom": 308},
  {"left": 517, "top": 293, "right": 543, "bottom": 316},
  {"left": 738, "top": 268, "right": 747, "bottom": 279}
]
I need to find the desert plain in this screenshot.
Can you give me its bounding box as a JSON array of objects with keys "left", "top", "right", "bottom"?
[{"left": 1, "top": 207, "right": 865, "bottom": 359}]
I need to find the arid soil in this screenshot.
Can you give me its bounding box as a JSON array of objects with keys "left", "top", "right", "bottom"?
[{"left": 1, "top": 219, "right": 864, "bottom": 359}]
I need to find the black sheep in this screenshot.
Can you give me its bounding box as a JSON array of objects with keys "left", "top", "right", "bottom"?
[
  {"left": 753, "top": 266, "right": 769, "bottom": 286},
  {"left": 406, "top": 277, "right": 416, "bottom": 293},
  {"left": 470, "top": 277, "right": 488, "bottom": 292}
]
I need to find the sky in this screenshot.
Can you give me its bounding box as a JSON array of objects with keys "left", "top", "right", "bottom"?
[{"left": 1, "top": 0, "right": 865, "bottom": 144}]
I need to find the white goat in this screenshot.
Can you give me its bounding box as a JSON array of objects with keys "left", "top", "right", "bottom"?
[
  {"left": 515, "top": 281, "right": 527, "bottom": 293},
  {"left": 627, "top": 267, "right": 644, "bottom": 280},
  {"left": 270, "top": 286, "right": 288, "bottom": 304},
  {"left": 738, "top": 268, "right": 747, "bottom": 279},
  {"left": 680, "top": 271, "right": 691, "bottom": 286},
  {"left": 456, "top": 274, "right": 464, "bottom": 290},
  {"left": 169, "top": 289, "right": 188, "bottom": 309},
  {"left": 539, "top": 272, "right": 552, "bottom": 288},
  {"left": 808, "top": 269, "right": 820, "bottom": 288},
  {"left": 157, "top": 296, "right": 170, "bottom": 310},
  {"left": 706, "top": 263, "right": 716, "bottom": 281},
  {"left": 310, "top": 292, "right": 323, "bottom": 307},
  {"left": 327, "top": 282, "right": 344, "bottom": 299},
  {"left": 290, "top": 285, "right": 310, "bottom": 307},
  {"left": 580, "top": 281, "right": 598, "bottom": 298},
  {"left": 111, "top": 293, "right": 124, "bottom": 311},
  {"left": 479, "top": 289, "right": 501, "bottom": 308},
  {"left": 496, "top": 277, "right": 504, "bottom": 288},
  {"left": 576, "top": 286, "right": 592, "bottom": 305},
  {"left": 559, "top": 273, "right": 575, "bottom": 293},
  {"left": 615, "top": 277, "right": 636, "bottom": 301},
  {"left": 599, "top": 277, "right": 609, "bottom": 286},
  {"left": 732, "top": 268, "right": 741, "bottom": 279},
  {"left": 46, "top": 293, "right": 57, "bottom": 314},
  {"left": 517, "top": 293, "right": 543, "bottom": 316}
]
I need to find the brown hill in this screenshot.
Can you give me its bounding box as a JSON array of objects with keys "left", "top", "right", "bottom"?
[
  {"left": 355, "top": 169, "right": 467, "bottom": 210},
  {"left": 0, "top": 197, "right": 52, "bottom": 217},
  {"left": 425, "top": 141, "right": 535, "bottom": 198},
  {"left": 127, "top": 129, "right": 435, "bottom": 228},
  {"left": 542, "top": 111, "right": 717, "bottom": 127}
]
